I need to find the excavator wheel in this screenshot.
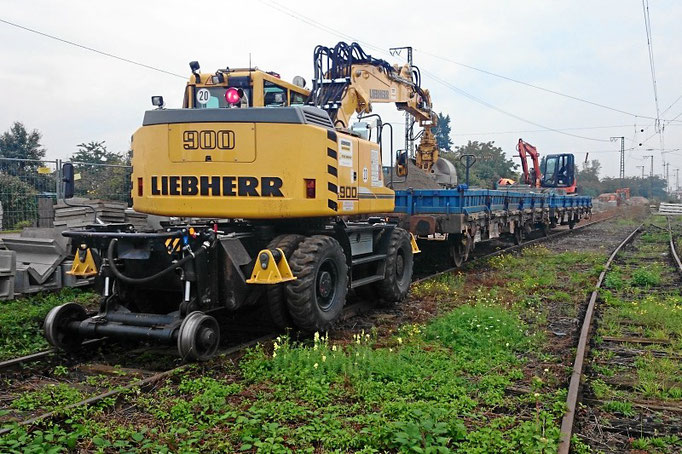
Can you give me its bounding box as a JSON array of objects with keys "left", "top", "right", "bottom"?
[
  {"left": 373, "top": 228, "right": 413, "bottom": 305},
  {"left": 285, "top": 235, "right": 348, "bottom": 333},
  {"left": 265, "top": 234, "right": 305, "bottom": 329}
]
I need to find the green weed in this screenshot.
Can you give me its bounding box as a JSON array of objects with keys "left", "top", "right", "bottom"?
[{"left": 0, "top": 289, "right": 97, "bottom": 360}]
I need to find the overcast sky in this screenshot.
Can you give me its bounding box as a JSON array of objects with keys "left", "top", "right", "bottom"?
[{"left": 1, "top": 0, "right": 681, "bottom": 185}]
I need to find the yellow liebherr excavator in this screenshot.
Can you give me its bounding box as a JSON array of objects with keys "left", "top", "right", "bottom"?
[{"left": 45, "top": 42, "right": 448, "bottom": 360}]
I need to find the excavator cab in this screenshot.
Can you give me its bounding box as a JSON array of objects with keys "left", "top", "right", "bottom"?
[
  {"left": 541, "top": 153, "right": 576, "bottom": 193},
  {"left": 181, "top": 64, "right": 309, "bottom": 110}
]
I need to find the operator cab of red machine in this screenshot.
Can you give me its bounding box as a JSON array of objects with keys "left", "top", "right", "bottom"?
[{"left": 541, "top": 153, "right": 576, "bottom": 193}]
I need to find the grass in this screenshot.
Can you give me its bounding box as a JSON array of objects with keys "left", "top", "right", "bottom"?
[
  {"left": 0, "top": 242, "right": 617, "bottom": 452},
  {"left": 0, "top": 300, "right": 565, "bottom": 453},
  {"left": 11, "top": 383, "right": 84, "bottom": 412},
  {"left": 601, "top": 400, "right": 635, "bottom": 417},
  {"left": 0, "top": 288, "right": 97, "bottom": 360}
]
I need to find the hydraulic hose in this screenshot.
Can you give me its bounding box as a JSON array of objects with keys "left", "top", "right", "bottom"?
[{"left": 106, "top": 238, "right": 208, "bottom": 285}]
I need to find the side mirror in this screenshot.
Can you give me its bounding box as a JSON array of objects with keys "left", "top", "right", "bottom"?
[
  {"left": 62, "top": 162, "right": 75, "bottom": 199},
  {"left": 396, "top": 151, "right": 408, "bottom": 177}
]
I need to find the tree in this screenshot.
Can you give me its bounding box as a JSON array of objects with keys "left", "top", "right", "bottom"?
[
  {"left": 70, "top": 141, "right": 131, "bottom": 203},
  {"left": 432, "top": 113, "right": 453, "bottom": 151},
  {"left": 574, "top": 158, "right": 666, "bottom": 200},
  {"left": 441, "top": 140, "right": 518, "bottom": 187},
  {"left": 576, "top": 160, "right": 602, "bottom": 197},
  {"left": 72, "top": 141, "right": 124, "bottom": 165},
  {"left": 600, "top": 176, "right": 666, "bottom": 200},
  {"left": 0, "top": 174, "right": 38, "bottom": 229},
  {"left": 0, "top": 122, "right": 46, "bottom": 174}
]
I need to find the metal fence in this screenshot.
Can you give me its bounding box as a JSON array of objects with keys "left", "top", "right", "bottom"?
[{"left": 0, "top": 158, "right": 132, "bottom": 231}]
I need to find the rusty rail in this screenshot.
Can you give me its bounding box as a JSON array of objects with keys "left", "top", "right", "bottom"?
[
  {"left": 557, "top": 224, "right": 642, "bottom": 454},
  {"left": 0, "top": 338, "right": 105, "bottom": 370},
  {"left": 668, "top": 217, "right": 682, "bottom": 273},
  {"left": 0, "top": 334, "right": 275, "bottom": 436}
]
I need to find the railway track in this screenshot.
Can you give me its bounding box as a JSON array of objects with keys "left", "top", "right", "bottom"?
[
  {"left": 0, "top": 212, "right": 617, "bottom": 437},
  {"left": 559, "top": 218, "right": 682, "bottom": 454}
]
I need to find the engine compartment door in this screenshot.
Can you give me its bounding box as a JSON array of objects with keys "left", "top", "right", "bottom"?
[{"left": 168, "top": 122, "right": 256, "bottom": 163}]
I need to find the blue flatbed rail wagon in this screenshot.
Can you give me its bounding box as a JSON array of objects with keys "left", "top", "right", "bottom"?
[{"left": 393, "top": 187, "right": 592, "bottom": 266}]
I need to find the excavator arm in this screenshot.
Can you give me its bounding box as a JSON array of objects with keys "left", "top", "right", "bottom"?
[
  {"left": 517, "top": 138, "right": 541, "bottom": 188},
  {"left": 310, "top": 42, "right": 440, "bottom": 173}
]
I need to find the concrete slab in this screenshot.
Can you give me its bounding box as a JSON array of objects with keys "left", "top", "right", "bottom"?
[
  {"left": 0, "top": 250, "right": 16, "bottom": 276},
  {"left": 20, "top": 227, "right": 71, "bottom": 253},
  {"left": 14, "top": 265, "right": 63, "bottom": 294},
  {"left": 3, "top": 237, "right": 67, "bottom": 285},
  {"left": 0, "top": 275, "right": 14, "bottom": 300}
]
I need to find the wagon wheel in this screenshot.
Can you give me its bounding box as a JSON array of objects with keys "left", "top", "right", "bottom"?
[{"left": 448, "top": 234, "right": 466, "bottom": 267}]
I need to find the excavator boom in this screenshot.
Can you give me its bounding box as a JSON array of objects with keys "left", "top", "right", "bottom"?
[
  {"left": 517, "top": 138, "right": 541, "bottom": 188},
  {"left": 309, "top": 42, "right": 442, "bottom": 175}
]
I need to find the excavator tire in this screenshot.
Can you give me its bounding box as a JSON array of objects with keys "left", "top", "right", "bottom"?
[
  {"left": 374, "top": 228, "right": 413, "bottom": 305},
  {"left": 285, "top": 235, "right": 348, "bottom": 332},
  {"left": 265, "top": 234, "right": 306, "bottom": 329}
]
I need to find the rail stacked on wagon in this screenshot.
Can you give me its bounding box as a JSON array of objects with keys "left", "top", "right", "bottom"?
[{"left": 393, "top": 187, "right": 592, "bottom": 265}]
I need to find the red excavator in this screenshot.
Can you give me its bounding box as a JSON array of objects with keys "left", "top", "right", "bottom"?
[{"left": 501, "top": 138, "right": 577, "bottom": 194}]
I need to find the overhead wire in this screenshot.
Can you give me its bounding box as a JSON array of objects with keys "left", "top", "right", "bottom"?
[
  {"left": 641, "top": 0, "right": 668, "bottom": 182},
  {"left": 259, "top": 0, "right": 612, "bottom": 143},
  {"left": 448, "top": 124, "right": 633, "bottom": 136},
  {"left": 413, "top": 48, "right": 678, "bottom": 123},
  {"left": 0, "top": 17, "right": 186, "bottom": 79}
]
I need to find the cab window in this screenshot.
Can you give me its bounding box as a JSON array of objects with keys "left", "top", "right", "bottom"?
[
  {"left": 263, "top": 80, "right": 288, "bottom": 107},
  {"left": 291, "top": 91, "right": 308, "bottom": 105},
  {"left": 193, "top": 86, "right": 251, "bottom": 108}
]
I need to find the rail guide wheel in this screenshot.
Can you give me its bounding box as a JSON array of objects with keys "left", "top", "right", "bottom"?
[
  {"left": 44, "top": 302, "right": 87, "bottom": 351},
  {"left": 177, "top": 311, "right": 220, "bottom": 361}
]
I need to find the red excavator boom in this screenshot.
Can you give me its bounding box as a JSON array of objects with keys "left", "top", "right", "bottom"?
[{"left": 517, "top": 138, "right": 541, "bottom": 188}]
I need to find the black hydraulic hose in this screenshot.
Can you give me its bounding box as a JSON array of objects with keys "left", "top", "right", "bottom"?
[{"left": 106, "top": 238, "right": 207, "bottom": 285}]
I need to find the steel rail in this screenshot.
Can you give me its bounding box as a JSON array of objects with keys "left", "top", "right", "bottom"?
[
  {"left": 668, "top": 217, "right": 682, "bottom": 273},
  {"left": 557, "top": 223, "right": 643, "bottom": 454},
  {"left": 0, "top": 334, "right": 276, "bottom": 436},
  {"left": 0, "top": 338, "right": 105, "bottom": 370}
]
